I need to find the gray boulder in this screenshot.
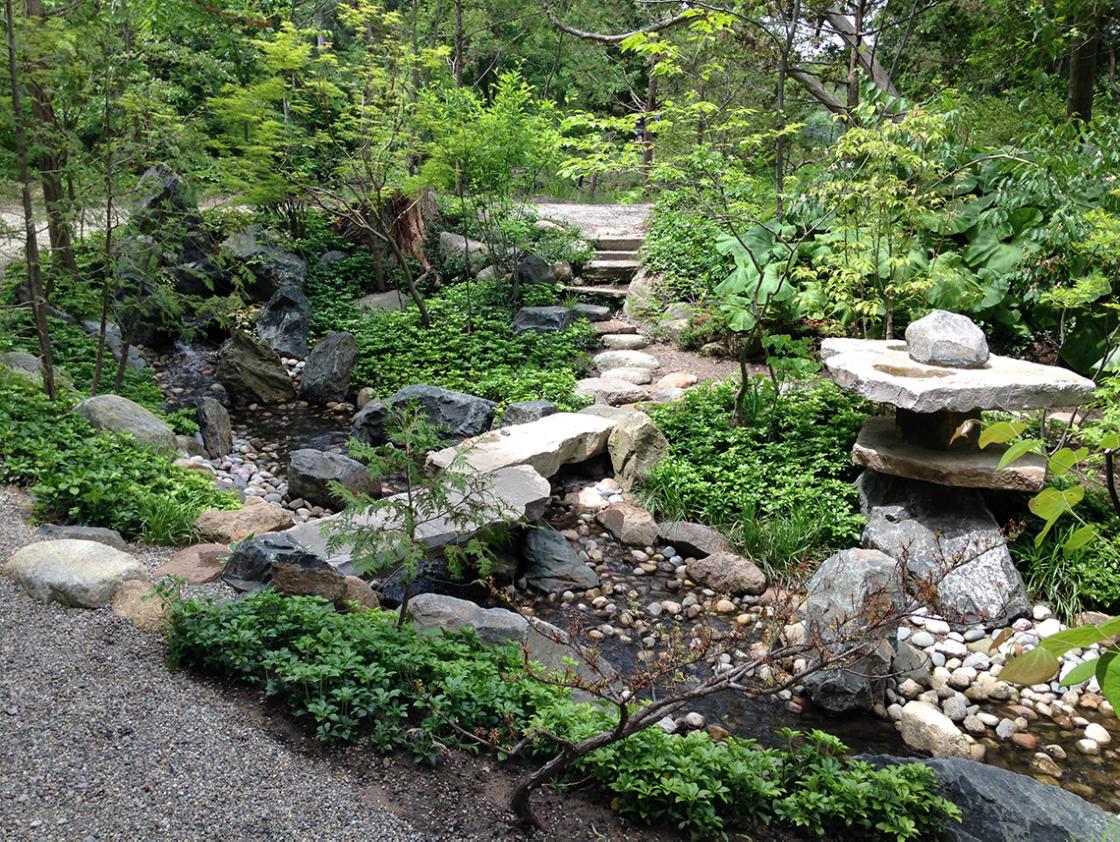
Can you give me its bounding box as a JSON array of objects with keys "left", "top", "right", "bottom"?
[
  {"left": 299, "top": 332, "right": 356, "bottom": 404},
  {"left": 351, "top": 384, "right": 496, "bottom": 445},
  {"left": 196, "top": 397, "right": 232, "bottom": 458},
  {"left": 500, "top": 400, "right": 557, "bottom": 426},
  {"left": 3, "top": 539, "right": 145, "bottom": 607},
  {"left": 803, "top": 639, "right": 893, "bottom": 715},
  {"left": 573, "top": 303, "right": 610, "bottom": 322},
  {"left": 0, "top": 351, "right": 44, "bottom": 383},
  {"left": 438, "top": 231, "right": 488, "bottom": 271},
  {"left": 80, "top": 320, "right": 149, "bottom": 370},
  {"left": 288, "top": 448, "right": 379, "bottom": 509},
  {"left": 317, "top": 250, "right": 349, "bottom": 267},
  {"left": 408, "top": 592, "right": 529, "bottom": 646},
  {"left": 607, "top": 411, "right": 668, "bottom": 490},
  {"left": 686, "top": 551, "right": 766, "bottom": 595},
  {"left": 512, "top": 306, "right": 574, "bottom": 334},
  {"left": 73, "top": 394, "right": 176, "bottom": 451},
  {"left": 859, "top": 755, "right": 1120, "bottom": 842},
  {"left": 656, "top": 521, "right": 729, "bottom": 557},
  {"left": 905, "top": 310, "right": 989, "bottom": 368},
  {"left": 215, "top": 330, "right": 296, "bottom": 405},
  {"left": 858, "top": 471, "right": 1030, "bottom": 627},
  {"left": 514, "top": 254, "right": 555, "bottom": 286},
  {"left": 222, "top": 226, "right": 307, "bottom": 300},
  {"left": 521, "top": 521, "right": 600, "bottom": 592},
  {"left": 33, "top": 525, "right": 127, "bottom": 551},
  {"left": 355, "top": 290, "right": 408, "bottom": 313},
  {"left": 257, "top": 286, "right": 312, "bottom": 359},
  {"left": 222, "top": 533, "right": 327, "bottom": 592},
  {"left": 892, "top": 638, "right": 932, "bottom": 686}
]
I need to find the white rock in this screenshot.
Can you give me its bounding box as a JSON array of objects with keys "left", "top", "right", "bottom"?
[
  {"left": 899, "top": 701, "right": 971, "bottom": 758},
  {"left": 1084, "top": 722, "right": 1111, "bottom": 745},
  {"left": 3, "top": 539, "right": 145, "bottom": 608}
]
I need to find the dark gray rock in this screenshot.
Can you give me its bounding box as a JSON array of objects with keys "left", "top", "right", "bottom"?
[
  {"left": 222, "top": 533, "right": 327, "bottom": 592},
  {"left": 299, "top": 332, "right": 356, "bottom": 404},
  {"left": 656, "top": 521, "right": 729, "bottom": 558},
  {"left": 858, "top": 755, "right": 1120, "bottom": 842},
  {"left": 892, "top": 638, "right": 933, "bottom": 686},
  {"left": 33, "top": 525, "right": 128, "bottom": 552},
  {"left": 222, "top": 226, "right": 307, "bottom": 300},
  {"left": 215, "top": 330, "right": 296, "bottom": 405},
  {"left": 905, "top": 310, "right": 989, "bottom": 368},
  {"left": 512, "top": 306, "right": 574, "bottom": 334},
  {"left": 804, "top": 639, "right": 893, "bottom": 714},
  {"left": 288, "top": 448, "right": 379, "bottom": 509},
  {"left": 351, "top": 384, "right": 496, "bottom": 445},
  {"left": 514, "top": 254, "right": 555, "bottom": 286},
  {"left": 520, "top": 521, "right": 600, "bottom": 592},
  {"left": 573, "top": 303, "right": 611, "bottom": 322},
  {"left": 316, "top": 250, "right": 349, "bottom": 267},
  {"left": 858, "top": 471, "right": 1030, "bottom": 627},
  {"left": 196, "top": 397, "right": 231, "bottom": 458},
  {"left": 257, "top": 286, "right": 312, "bottom": 359},
  {"left": 500, "top": 400, "right": 557, "bottom": 426}
]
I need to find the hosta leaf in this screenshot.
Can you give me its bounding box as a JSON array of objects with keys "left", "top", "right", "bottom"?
[
  {"left": 999, "top": 646, "right": 1060, "bottom": 685},
  {"left": 997, "top": 438, "right": 1043, "bottom": 470},
  {"left": 979, "top": 421, "right": 1027, "bottom": 448}
]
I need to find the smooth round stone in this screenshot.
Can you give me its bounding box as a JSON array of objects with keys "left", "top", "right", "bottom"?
[{"left": 911, "top": 631, "right": 935, "bottom": 648}]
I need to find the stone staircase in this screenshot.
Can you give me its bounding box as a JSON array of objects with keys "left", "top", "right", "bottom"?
[{"left": 564, "top": 232, "right": 644, "bottom": 303}]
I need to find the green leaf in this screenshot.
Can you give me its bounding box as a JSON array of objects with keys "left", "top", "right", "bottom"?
[
  {"left": 999, "top": 646, "right": 1060, "bottom": 685},
  {"left": 1049, "top": 447, "right": 1089, "bottom": 477},
  {"left": 1040, "top": 626, "right": 1105, "bottom": 655},
  {"left": 1098, "top": 652, "right": 1120, "bottom": 711},
  {"left": 996, "top": 438, "right": 1043, "bottom": 470},
  {"left": 1029, "top": 485, "right": 1085, "bottom": 522},
  {"left": 979, "top": 421, "right": 1026, "bottom": 448},
  {"left": 1060, "top": 658, "right": 1100, "bottom": 687},
  {"left": 1063, "top": 524, "right": 1097, "bottom": 554}
]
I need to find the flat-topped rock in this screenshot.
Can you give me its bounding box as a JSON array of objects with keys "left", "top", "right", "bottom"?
[
  {"left": 4, "top": 539, "right": 145, "bottom": 608},
  {"left": 905, "top": 310, "right": 989, "bottom": 368},
  {"left": 576, "top": 377, "right": 648, "bottom": 406},
  {"left": 426, "top": 413, "right": 614, "bottom": 477},
  {"left": 282, "top": 464, "right": 550, "bottom": 568},
  {"left": 73, "top": 394, "right": 177, "bottom": 451},
  {"left": 854, "top": 417, "right": 1047, "bottom": 491},
  {"left": 601, "top": 334, "right": 649, "bottom": 350},
  {"left": 821, "top": 338, "right": 1096, "bottom": 412},
  {"left": 593, "top": 350, "right": 659, "bottom": 372}
]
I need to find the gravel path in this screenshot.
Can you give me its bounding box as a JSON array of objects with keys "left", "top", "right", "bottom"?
[
  {"left": 0, "top": 486, "right": 425, "bottom": 842},
  {"left": 532, "top": 201, "right": 652, "bottom": 237}
]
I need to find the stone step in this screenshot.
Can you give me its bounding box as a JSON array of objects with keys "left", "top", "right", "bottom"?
[
  {"left": 601, "top": 333, "right": 649, "bottom": 351},
  {"left": 593, "top": 320, "right": 637, "bottom": 335},
  {"left": 595, "top": 250, "right": 639, "bottom": 261},
  {"left": 583, "top": 259, "right": 640, "bottom": 282},
  {"left": 564, "top": 284, "right": 629, "bottom": 300},
  {"left": 595, "top": 235, "right": 644, "bottom": 251}
]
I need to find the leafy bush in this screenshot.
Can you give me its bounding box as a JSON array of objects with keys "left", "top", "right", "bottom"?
[
  {"left": 644, "top": 378, "right": 866, "bottom": 570},
  {"left": 312, "top": 279, "right": 597, "bottom": 409},
  {"left": 643, "top": 191, "right": 737, "bottom": 303},
  {"left": 0, "top": 373, "right": 237, "bottom": 542},
  {"left": 165, "top": 590, "right": 960, "bottom": 840}
]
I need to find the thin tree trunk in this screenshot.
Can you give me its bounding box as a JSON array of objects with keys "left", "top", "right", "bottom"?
[
  {"left": 641, "top": 58, "right": 657, "bottom": 178},
  {"left": 6, "top": 0, "right": 55, "bottom": 399},
  {"left": 92, "top": 62, "right": 116, "bottom": 396},
  {"left": 1067, "top": 19, "right": 1099, "bottom": 122}
]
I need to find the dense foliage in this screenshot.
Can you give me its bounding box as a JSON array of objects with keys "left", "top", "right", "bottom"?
[
  {"left": 0, "top": 373, "right": 237, "bottom": 543},
  {"left": 166, "top": 590, "right": 960, "bottom": 840},
  {"left": 645, "top": 378, "right": 867, "bottom": 572}
]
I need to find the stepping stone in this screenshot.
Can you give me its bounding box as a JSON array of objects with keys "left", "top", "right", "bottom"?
[
  {"left": 594, "top": 320, "right": 636, "bottom": 335},
  {"left": 593, "top": 350, "right": 659, "bottom": 372},
  {"left": 606, "top": 367, "right": 652, "bottom": 385},
  {"left": 601, "top": 334, "right": 649, "bottom": 351},
  {"left": 576, "top": 377, "right": 649, "bottom": 406},
  {"left": 425, "top": 412, "right": 615, "bottom": 477},
  {"left": 583, "top": 259, "right": 640, "bottom": 283},
  {"left": 573, "top": 303, "right": 611, "bottom": 322},
  {"left": 594, "top": 235, "right": 644, "bottom": 251},
  {"left": 563, "top": 284, "right": 628, "bottom": 300}
]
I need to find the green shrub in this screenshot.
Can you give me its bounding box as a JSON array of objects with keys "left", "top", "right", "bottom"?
[
  {"left": 644, "top": 378, "right": 866, "bottom": 570},
  {"left": 312, "top": 279, "right": 597, "bottom": 409},
  {"left": 0, "top": 373, "right": 237, "bottom": 542},
  {"left": 643, "top": 192, "right": 736, "bottom": 303},
  {"left": 165, "top": 590, "right": 960, "bottom": 840}
]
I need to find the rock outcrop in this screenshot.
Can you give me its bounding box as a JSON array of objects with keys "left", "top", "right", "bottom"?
[{"left": 73, "top": 394, "right": 177, "bottom": 451}]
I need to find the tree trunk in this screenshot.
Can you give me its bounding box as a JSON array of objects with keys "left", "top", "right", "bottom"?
[
  {"left": 1067, "top": 21, "right": 1099, "bottom": 122},
  {"left": 641, "top": 59, "right": 657, "bottom": 177},
  {"left": 6, "top": 0, "right": 55, "bottom": 399}
]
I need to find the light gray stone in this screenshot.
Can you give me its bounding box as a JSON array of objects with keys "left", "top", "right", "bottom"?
[
  {"left": 608, "top": 412, "right": 668, "bottom": 490},
  {"left": 354, "top": 290, "right": 408, "bottom": 312},
  {"left": 905, "top": 310, "right": 990, "bottom": 368},
  {"left": 407, "top": 593, "right": 529, "bottom": 646},
  {"left": 656, "top": 522, "right": 729, "bottom": 557},
  {"left": 3, "top": 539, "right": 145, "bottom": 607},
  {"left": 601, "top": 334, "right": 649, "bottom": 351},
  {"left": 427, "top": 412, "right": 614, "bottom": 477},
  {"left": 32, "top": 525, "right": 128, "bottom": 551},
  {"left": 593, "top": 350, "right": 660, "bottom": 372},
  {"left": 597, "top": 503, "right": 658, "bottom": 547},
  {"left": 686, "top": 552, "right": 766, "bottom": 595},
  {"left": 0, "top": 351, "right": 43, "bottom": 382},
  {"left": 438, "top": 231, "right": 488, "bottom": 271},
  {"left": 73, "top": 394, "right": 176, "bottom": 451},
  {"left": 576, "top": 377, "right": 648, "bottom": 406},
  {"left": 802, "top": 548, "right": 905, "bottom": 636},
  {"left": 858, "top": 471, "right": 1030, "bottom": 627},
  {"left": 898, "top": 701, "right": 971, "bottom": 758}
]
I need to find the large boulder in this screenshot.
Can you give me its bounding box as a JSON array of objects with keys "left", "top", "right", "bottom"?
[
  {"left": 426, "top": 412, "right": 614, "bottom": 478},
  {"left": 299, "top": 332, "right": 356, "bottom": 405},
  {"left": 0, "top": 351, "right": 43, "bottom": 382},
  {"left": 686, "top": 551, "right": 766, "bottom": 595},
  {"left": 857, "top": 471, "right": 1030, "bottom": 627},
  {"left": 861, "top": 755, "right": 1120, "bottom": 842},
  {"left": 408, "top": 592, "right": 529, "bottom": 646},
  {"left": 597, "top": 503, "right": 658, "bottom": 547},
  {"left": 608, "top": 412, "right": 668, "bottom": 490},
  {"left": 222, "top": 226, "right": 307, "bottom": 300},
  {"left": 215, "top": 330, "right": 296, "bottom": 405},
  {"left": 900, "top": 701, "right": 973, "bottom": 758},
  {"left": 576, "top": 377, "right": 648, "bottom": 407},
  {"left": 73, "top": 394, "right": 176, "bottom": 451},
  {"left": 196, "top": 397, "right": 232, "bottom": 458},
  {"left": 657, "top": 521, "right": 729, "bottom": 557},
  {"left": 514, "top": 254, "right": 555, "bottom": 286},
  {"left": 803, "top": 638, "right": 893, "bottom": 715},
  {"left": 257, "top": 286, "right": 312, "bottom": 359},
  {"left": 904, "top": 310, "right": 989, "bottom": 368},
  {"left": 499, "top": 400, "right": 557, "bottom": 427},
  {"left": 33, "top": 524, "right": 127, "bottom": 551},
  {"left": 438, "top": 231, "right": 488, "bottom": 271},
  {"left": 288, "top": 448, "right": 379, "bottom": 509},
  {"left": 512, "top": 306, "right": 574, "bottom": 334},
  {"left": 3, "top": 539, "right": 145, "bottom": 608},
  {"left": 352, "top": 384, "right": 496, "bottom": 445},
  {"left": 520, "top": 521, "right": 600, "bottom": 592},
  {"left": 221, "top": 532, "right": 330, "bottom": 592},
  {"left": 195, "top": 499, "right": 293, "bottom": 544}
]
